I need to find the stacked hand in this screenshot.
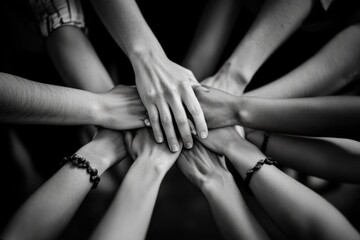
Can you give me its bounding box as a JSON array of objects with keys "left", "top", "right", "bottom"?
[
  {"left": 131, "top": 53, "right": 208, "bottom": 152},
  {"left": 201, "top": 62, "right": 249, "bottom": 96}
]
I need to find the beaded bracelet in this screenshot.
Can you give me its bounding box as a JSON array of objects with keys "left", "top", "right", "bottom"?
[
  {"left": 60, "top": 154, "right": 100, "bottom": 189},
  {"left": 260, "top": 132, "right": 270, "bottom": 154},
  {"left": 244, "top": 157, "right": 277, "bottom": 193}
]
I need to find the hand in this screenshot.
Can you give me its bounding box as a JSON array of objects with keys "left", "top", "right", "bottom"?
[
  {"left": 124, "top": 128, "right": 182, "bottom": 172},
  {"left": 193, "top": 85, "right": 239, "bottom": 129},
  {"left": 76, "top": 128, "right": 128, "bottom": 174},
  {"left": 97, "top": 85, "right": 147, "bottom": 130},
  {"left": 131, "top": 54, "right": 208, "bottom": 152},
  {"left": 197, "top": 127, "right": 263, "bottom": 165},
  {"left": 201, "top": 62, "right": 249, "bottom": 96},
  {"left": 177, "top": 141, "right": 230, "bottom": 191},
  {"left": 195, "top": 127, "right": 243, "bottom": 156}
]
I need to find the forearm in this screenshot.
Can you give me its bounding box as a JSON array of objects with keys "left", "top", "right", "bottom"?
[
  {"left": 228, "top": 0, "right": 312, "bottom": 82},
  {"left": 245, "top": 24, "right": 360, "bottom": 98},
  {"left": 90, "top": 157, "right": 165, "bottom": 240},
  {"left": 90, "top": 0, "right": 165, "bottom": 59},
  {"left": 2, "top": 145, "right": 111, "bottom": 240},
  {"left": 225, "top": 145, "right": 360, "bottom": 240},
  {"left": 0, "top": 72, "right": 100, "bottom": 125},
  {"left": 235, "top": 96, "right": 360, "bottom": 138},
  {"left": 203, "top": 172, "right": 268, "bottom": 240},
  {"left": 46, "top": 26, "right": 114, "bottom": 93},
  {"left": 183, "top": 0, "right": 239, "bottom": 79},
  {"left": 247, "top": 131, "right": 360, "bottom": 183}
]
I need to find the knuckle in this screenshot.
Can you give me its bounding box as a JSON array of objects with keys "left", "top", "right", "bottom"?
[
  {"left": 162, "top": 115, "right": 173, "bottom": 126},
  {"left": 149, "top": 114, "right": 159, "bottom": 123},
  {"left": 177, "top": 117, "right": 188, "bottom": 127},
  {"left": 188, "top": 105, "right": 202, "bottom": 116}
]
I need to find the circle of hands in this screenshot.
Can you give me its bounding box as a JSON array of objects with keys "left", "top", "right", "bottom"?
[{"left": 97, "top": 61, "right": 251, "bottom": 184}]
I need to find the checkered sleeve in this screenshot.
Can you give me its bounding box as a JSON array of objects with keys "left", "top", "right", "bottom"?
[{"left": 29, "top": 0, "right": 86, "bottom": 39}]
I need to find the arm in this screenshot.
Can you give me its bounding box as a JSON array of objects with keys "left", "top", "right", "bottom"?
[
  {"left": 46, "top": 26, "right": 114, "bottom": 93},
  {"left": 202, "top": 0, "right": 313, "bottom": 95},
  {"left": 245, "top": 24, "right": 360, "bottom": 98},
  {"left": 198, "top": 128, "right": 360, "bottom": 240},
  {"left": 2, "top": 129, "right": 127, "bottom": 240},
  {"left": 246, "top": 131, "right": 360, "bottom": 183},
  {"left": 0, "top": 72, "right": 146, "bottom": 129},
  {"left": 182, "top": 0, "right": 239, "bottom": 79},
  {"left": 177, "top": 142, "right": 269, "bottom": 240},
  {"left": 194, "top": 86, "right": 360, "bottom": 138},
  {"left": 90, "top": 128, "right": 181, "bottom": 240},
  {"left": 90, "top": 0, "right": 208, "bottom": 151}
]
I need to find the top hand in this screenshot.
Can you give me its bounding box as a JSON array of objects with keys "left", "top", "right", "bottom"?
[
  {"left": 131, "top": 54, "right": 208, "bottom": 152},
  {"left": 201, "top": 62, "right": 249, "bottom": 96},
  {"left": 124, "top": 128, "right": 182, "bottom": 172}
]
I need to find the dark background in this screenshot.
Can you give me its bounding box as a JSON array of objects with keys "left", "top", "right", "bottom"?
[{"left": 0, "top": 0, "right": 360, "bottom": 239}]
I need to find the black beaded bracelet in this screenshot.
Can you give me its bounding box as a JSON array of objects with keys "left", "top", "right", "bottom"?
[
  {"left": 60, "top": 154, "right": 100, "bottom": 189},
  {"left": 244, "top": 157, "right": 277, "bottom": 193},
  {"left": 260, "top": 132, "right": 270, "bottom": 154}
]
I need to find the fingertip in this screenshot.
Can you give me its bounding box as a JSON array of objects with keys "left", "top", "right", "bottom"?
[{"left": 144, "top": 118, "right": 151, "bottom": 127}]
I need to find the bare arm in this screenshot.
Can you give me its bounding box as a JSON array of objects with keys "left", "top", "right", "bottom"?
[
  {"left": 182, "top": 0, "right": 239, "bottom": 79},
  {"left": 194, "top": 86, "right": 360, "bottom": 138},
  {"left": 0, "top": 72, "right": 146, "bottom": 129},
  {"left": 247, "top": 131, "right": 360, "bottom": 183},
  {"left": 46, "top": 26, "right": 114, "bottom": 93},
  {"left": 90, "top": 129, "right": 181, "bottom": 240},
  {"left": 198, "top": 128, "right": 360, "bottom": 240},
  {"left": 90, "top": 0, "right": 208, "bottom": 151},
  {"left": 245, "top": 24, "right": 360, "bottom": 98},
  {"left": 202, "top": 0, "right": 313, "bottom": 95},
  {"left": 2, "top": 129, "right": 127, "bottom": 240},
  {"left": 0, "top": 72, "right": 97, "bottom": 125},
  {"left": 178, "top": 142, "right": 269, "bottom": 240}
]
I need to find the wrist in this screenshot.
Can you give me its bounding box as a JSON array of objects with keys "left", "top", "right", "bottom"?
[
  {"left": 236, "top": 97, "right": 251, "bottom": 127},
  {"left": 75, "top": 142, "right": 111, "bottom": 176},
  {"left": 201, "top": 171, "right": 234, "bottom": 197},
  {"left": 221, "top": 60, "right": 251, "bottom": 85},
  {"left": 128, "top": 44, "right": 166, "bottom": 65},
  {"left": 132, "top": 155, "right": 169, "bottom": 180}
]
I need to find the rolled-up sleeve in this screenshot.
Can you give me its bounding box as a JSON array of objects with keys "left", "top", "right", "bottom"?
[{"left": 29, "top": 0, "right": 85, "bottom": 39}]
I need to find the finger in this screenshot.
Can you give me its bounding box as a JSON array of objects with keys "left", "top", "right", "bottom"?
[
  {"left": 183, "top": 87, "right": 208, "bottom": 139},
  {"left": 169, "top": 97, "right": 193, "bottom": 149},
  {"left": 144, "top": 118, "right": 151, "bottom": 127},
  {"left": 124, "top": 131, "right": 135, "bottom": 159},
  {"left": 157, "top": 100, "right": 180, "bottom": 152},
  {"left": 147, "top": 104, "right": 164, "bottom": 143},
  {"left": 188, "top": 119, "right": 197, "bottom": 135}
]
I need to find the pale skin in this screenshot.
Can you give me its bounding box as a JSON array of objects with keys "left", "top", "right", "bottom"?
[
  {"left": 0, "top": 72, "right": 146, "bottom": 130},
  {"left": 202, "top": 0, "right": 313, "bottom": 96},
  {"left": 246, "top": 131, "right": 360, "bottom": 183},
  {"left": 177, "top": 142, "right": 269, "bottom": 240},
  {"left": 90, "top": 128, "right": 182, "bottom": 240},
  {"left": 197, "top": 128, "right": 360, "bottom": 240},
  {"left": 193, "top": 86, "right": 360, "bottom": 139},
  {"left": 2, "top": 129, "right": 128, "bottom": 240},
  {"left": 90, "top": 0, "right": 208, "bottom": 151}
]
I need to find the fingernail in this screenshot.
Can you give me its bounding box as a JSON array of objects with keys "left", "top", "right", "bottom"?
[
  {"left": 170, "top": 144, "right": 179, "bottom": 152},
  {"left": 185, "top": 142, "right": 193, "bottom": 149},
  {"left": 144, "top": 119, "right": 151, "bottom": 127},
  {"left": 191, "top": 129, "right": 197, "bottom": 135},
  {"left": 155, "top": 136, "right": 163, "bottom": 143},
  {"left": 199, "top": 131, "right": 207, "bottom": 139}
]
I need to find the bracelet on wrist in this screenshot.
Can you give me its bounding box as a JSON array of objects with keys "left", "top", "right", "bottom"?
[
  {"left": 60, "top": 154, "right": 101, "bottom": 189},
  {"left": 260, "top": 132, "right": 270, "bottom": 154},
  {"left": 244, "top": 156, "right": 277, "bottom": 194}
]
